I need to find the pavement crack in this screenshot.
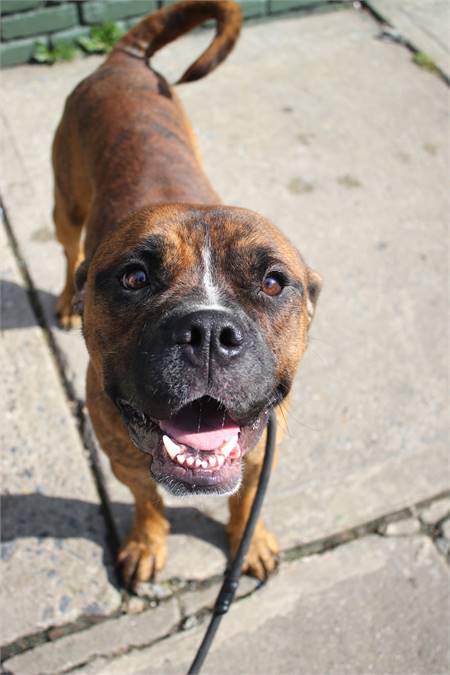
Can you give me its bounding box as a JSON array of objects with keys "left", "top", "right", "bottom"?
[
  {"left": 282, "top": 490, "right": 450, "bottom": 562},
  {"left": 0, "top": 612, "right": 119, "bottom": 665},
  {"left": 361, "top": 1, "right": 450, "bottom": 87},
  {"left": 0, "top": 592, "right": 177, "bottom": 665}
]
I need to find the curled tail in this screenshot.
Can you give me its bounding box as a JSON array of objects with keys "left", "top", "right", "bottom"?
[{"left": 112, "top": 0, "right": 242, "bottom": 83}]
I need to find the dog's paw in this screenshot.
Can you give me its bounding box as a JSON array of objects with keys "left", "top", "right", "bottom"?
[
  {"left": 118, "top": 532, "right": 167, "bottom": 588},
  {"left": 229, "top": 522, "right": 279, "bottom": 580},
  {"left": 56, "top": 292, "right": 81, "bottom": 330}
]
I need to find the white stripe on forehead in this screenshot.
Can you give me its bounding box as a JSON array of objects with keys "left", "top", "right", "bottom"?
[{"left": 202, "top": 228, "right": 222, "bottom": 305}]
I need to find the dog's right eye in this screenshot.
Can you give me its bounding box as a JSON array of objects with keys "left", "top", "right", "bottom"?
[{"left": 121, "top": 269, "right": 149, "bottom": 290}]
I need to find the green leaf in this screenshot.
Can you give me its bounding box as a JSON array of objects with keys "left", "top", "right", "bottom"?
[
  {"left": 33, "top": 43, "right": 55, "bottom": 64},
  {"left": 32, "top": 41, "right": 78, "bottom": 65},
  {"left": 412, "top": 51, "right": 439, "bottom": 74},
  {"left": 78, "top": 22, "right": 125, "bottom": 54}
]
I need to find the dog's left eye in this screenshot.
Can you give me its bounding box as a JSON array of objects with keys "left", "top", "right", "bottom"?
[
  {"left": 261, "top": 272, "right": 284, "bottom": 297},
  {"left": 121, "top": 269, "right": 149, "bottom": 290}
]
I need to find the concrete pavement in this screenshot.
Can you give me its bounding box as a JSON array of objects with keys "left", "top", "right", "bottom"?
[{"left": 1, "top": 3, "right": 449, "bottom": 673}]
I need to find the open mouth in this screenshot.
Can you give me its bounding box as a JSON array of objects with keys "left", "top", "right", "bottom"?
[{"left": 117, "top": 396, "right": 261, "bottom": 496}]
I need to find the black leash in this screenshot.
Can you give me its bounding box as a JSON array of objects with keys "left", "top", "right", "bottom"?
[{"left": 187, "top": 410, "right": 277, "bottom": 674}]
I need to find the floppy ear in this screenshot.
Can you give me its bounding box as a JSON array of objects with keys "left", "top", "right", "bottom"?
[
  {"left": 306, "top": 269, "right": 322, "bottom": 323},
  {"left": 73, "top": 260, "right": 88, "bottom": 316}
]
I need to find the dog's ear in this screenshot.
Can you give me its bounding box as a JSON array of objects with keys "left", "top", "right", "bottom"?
[
  {"left": 306, "top": 269, "right": 322, "bottom": 323},
  {"left": 73, "top": 260, "right": 88, "bottom": 316}
]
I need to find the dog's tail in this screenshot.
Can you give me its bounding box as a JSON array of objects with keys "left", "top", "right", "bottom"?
[{"left": 111, "top": 0, "right": 242, "bottom": 83}]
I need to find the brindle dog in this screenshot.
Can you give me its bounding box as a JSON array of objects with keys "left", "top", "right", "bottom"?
[{"left": 52, "top": 0, "right": 321, "bottom": 586}]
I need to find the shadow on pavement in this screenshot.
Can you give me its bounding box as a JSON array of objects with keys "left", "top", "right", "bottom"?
[
  {"left": 1, "top": 493, "right": 227, "bottom": 554},
  {"left": 1, "top": 280, "right": 58, "bottom": 330}
]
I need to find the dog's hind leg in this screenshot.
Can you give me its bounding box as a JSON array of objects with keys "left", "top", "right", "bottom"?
[{"left": 53, "top": 188, "right": 84, "bottom": 329}]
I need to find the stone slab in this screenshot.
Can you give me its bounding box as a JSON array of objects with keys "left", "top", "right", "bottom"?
[
  {"left": 71, "top": 535, "right": 450, "bottom": 674},
  {"left": 3, "top": 599, "right": 179, "bottom": 675},
  {"left": 0, "top": 8, "right": 448, "bottom": 586},
  {"left": 368, "top": 0, "right": 450, "bottom": 77},
  {"left": 0, "top": 226, "right": 120, "bottom": 645}
]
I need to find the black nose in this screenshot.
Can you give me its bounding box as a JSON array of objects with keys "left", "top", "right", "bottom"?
[{"left": 172, "top": 309, "right": 245, "bottom": 366}]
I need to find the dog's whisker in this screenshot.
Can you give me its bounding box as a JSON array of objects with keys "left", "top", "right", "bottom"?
[
  {"left": 277, "top": 400, "right": 289, "bottom": 432},
  {"left": 309, "top": 335, "right": 336, "bottom": 348},
  {"left": 283, "top": 410, "right": 320, "bottom": 434}
]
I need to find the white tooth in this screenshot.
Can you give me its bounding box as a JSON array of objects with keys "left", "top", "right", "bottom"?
[
  {"left": 186, "top": 456, "right": 195, "bottom": 467},
  {"left": 177, "top": 454, "right": 186, "bottom": 465},
  {"left": 220, "top": 435, "right": 238, "bottom": 458},
  {"left": 163, "top": 435, "right": 181, "bottom": 460},
  {"left": 217, "top": 455, "right": 225, "bottom": 468},
  {"left": 201, "top": 460, "right": 208, "bottom": 469},
  {"left": 195, "top": 458, "right": 202, "bottom": 468},
  {"left": 208, "top": 455, "right": 217, "bottom": 467}
]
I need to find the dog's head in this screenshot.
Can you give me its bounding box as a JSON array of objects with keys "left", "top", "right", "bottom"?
[{"left": 77, "top": 204, "right": 321, "bottom": 496}]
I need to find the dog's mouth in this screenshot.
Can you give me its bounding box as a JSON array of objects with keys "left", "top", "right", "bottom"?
[{"left": 117, "top": 395, "right": 267, "bottom": 496}]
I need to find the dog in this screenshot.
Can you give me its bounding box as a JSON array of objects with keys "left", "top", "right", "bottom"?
[{"left": 52, "top": 0, "right": 321, "bottom": 586}]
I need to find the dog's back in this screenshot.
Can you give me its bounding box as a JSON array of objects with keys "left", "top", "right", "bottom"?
[{"left": 52, "top": 1, "right": 242, "bottom": 260}]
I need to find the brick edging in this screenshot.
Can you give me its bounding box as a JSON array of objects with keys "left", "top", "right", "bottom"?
[{"left": 0, "top": 0, "right": 337, "bottom": 67}]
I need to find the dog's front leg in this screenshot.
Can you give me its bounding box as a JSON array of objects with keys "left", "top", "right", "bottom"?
[
  {"left": 86, "top": 363, "right": 169, "bottom": 587},
  {"left": 227, "top": 429, "right": 281, "bottom": 580},
  {"left": 111, "top": 460, "right": 169, "bottom": 587}
]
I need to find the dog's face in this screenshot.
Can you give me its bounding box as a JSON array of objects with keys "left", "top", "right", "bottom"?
[{"left": 79, "top": 204, "right": 321, "bottom": 496}]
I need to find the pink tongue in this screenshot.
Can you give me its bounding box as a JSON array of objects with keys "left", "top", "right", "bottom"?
[{"left": 159, "top": 421, "right": 239, "bottom": 451}]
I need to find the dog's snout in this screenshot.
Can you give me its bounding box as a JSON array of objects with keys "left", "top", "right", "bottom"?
[{"left": 173, "top": 310, "right": 245, "bottom": 365}]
